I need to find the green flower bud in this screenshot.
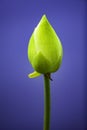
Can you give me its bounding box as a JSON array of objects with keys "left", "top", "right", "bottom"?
[{"left": 28, "top": 14, "right": 63, "bottom": 77}]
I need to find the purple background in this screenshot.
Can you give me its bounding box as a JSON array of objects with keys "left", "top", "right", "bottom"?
[{"left": 0, "top": 0, "right": 86, "bottom": 130}]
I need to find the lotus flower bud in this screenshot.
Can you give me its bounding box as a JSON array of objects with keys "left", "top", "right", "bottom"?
[{"left": 28, "top": 15, "right": 63, "bottom": 76}]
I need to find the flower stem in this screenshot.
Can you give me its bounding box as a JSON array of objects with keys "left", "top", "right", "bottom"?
[{"left": 43, "top": 74, "right": 51, "bottom": 130}]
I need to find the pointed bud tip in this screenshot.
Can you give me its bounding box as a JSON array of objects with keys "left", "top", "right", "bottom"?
[
  {"left": 42, "top": 14, "right": 47, "bottom": 19},
  {"left": 36, "top": 14, "right": 48, "bottom": 29},
  {"left": 40, "top": 14, "right": 48, "bottom": 23}
]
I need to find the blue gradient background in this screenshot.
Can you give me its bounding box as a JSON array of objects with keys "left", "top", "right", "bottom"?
[{"left": 0, "top": 0, "right": 86, "bottom": 130}]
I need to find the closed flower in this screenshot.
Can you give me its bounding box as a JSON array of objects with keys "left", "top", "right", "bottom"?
[{"left": 28, "top": 15, "right": 63, "bottom": 77}]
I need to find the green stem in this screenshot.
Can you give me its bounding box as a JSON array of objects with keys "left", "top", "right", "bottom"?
[{"left": 43, "top": 74, "right": 51, "bottom": 130}]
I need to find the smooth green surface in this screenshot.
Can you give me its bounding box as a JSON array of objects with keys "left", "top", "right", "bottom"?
[
  {"left": 43, "top": 75, "right": 50, "bottom": 130},
  {"left": 28, "top": 71, "right": 41, "bottom": 78},
  {"left": 28, "top": 14, "right": 63, "bottom": 74}
]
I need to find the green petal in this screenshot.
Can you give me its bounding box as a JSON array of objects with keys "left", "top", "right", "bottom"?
[
  {"left": 28, "top": 71, "right": 41, "bottom": 78},
  {"left": 32, "top": 51, "right": 51, "bottom": 74}
]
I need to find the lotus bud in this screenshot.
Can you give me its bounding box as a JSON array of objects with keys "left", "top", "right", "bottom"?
[{"left": 28, "top": 15, "right": 63, "bottom": 77}]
